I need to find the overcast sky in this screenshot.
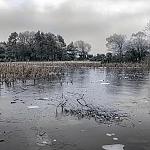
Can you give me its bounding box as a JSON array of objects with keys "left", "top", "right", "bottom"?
[{"left": 0, "top": 0, "right": 149, "bottom": 53}]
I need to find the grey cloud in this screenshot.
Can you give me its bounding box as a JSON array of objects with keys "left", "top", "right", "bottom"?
[{"left": 0, "top": 0, "right": 150, "bottom": 54}]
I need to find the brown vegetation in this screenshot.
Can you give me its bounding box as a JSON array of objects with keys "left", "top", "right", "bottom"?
[{"left": 0, "top": 61, "right": 149, "bottom": 85}]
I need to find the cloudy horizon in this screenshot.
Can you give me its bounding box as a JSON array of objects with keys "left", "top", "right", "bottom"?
[{"left": 0, "top": 0, "right": 150, "bottom": 54}]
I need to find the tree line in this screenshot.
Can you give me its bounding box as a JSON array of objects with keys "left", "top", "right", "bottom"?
[
  {"left": 91, "top": 23, "right": 150, "bottom": 63},
  {"left": 91, "top": 29, "right": 150, "bottom": 63},
  {"left": 104, "top": 31, "right": 150, "bottom": 63},
  {"left": 0, "top": 24, "right": 150, "bottom": 62},
  {"left": 0, "top": 31, "right": 91, "bottom": 61}
]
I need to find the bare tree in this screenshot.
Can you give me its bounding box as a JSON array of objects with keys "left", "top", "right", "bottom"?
[
  {"left": 74, "top": 40, "right": 91, "bottom": 60},
  {"left": 144, "top": 21, "right": 150, "bottom": 52},
  {"left": 106, "top": 34, "right": 126, "bottom": 61},
  {"left": 131, "top": 31, "right": 149, "bottom": 62}
]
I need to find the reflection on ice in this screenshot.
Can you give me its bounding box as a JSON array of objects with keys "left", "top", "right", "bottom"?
[{"left": 36, "top": 133, "right": 52, "bottom": 146}]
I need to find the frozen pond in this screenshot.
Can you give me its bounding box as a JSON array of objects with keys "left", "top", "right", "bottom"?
[{"left": 0, "top": 68, "right": 150, "bottom": 150}]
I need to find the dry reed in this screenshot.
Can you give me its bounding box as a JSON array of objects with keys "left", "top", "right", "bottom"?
[{"left": 0, "top": 61, "right": 148, "bottom": 85}]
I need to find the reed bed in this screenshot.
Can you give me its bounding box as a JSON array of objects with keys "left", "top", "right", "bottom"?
[
  {"left": 0, "top": 61, "right": 103, "bottom": 84},
  {"left": 0, "top": 63, "right": 61, "bottom": 84},
  {"left": 0, "top": 61, "right": 148, "bottom": 85}
]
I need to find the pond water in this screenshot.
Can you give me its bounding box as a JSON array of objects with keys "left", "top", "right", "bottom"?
[{"left": 0, "top": 68, "right": 150, "bottom": 150}]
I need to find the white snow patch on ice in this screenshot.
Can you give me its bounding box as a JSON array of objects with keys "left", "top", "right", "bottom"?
[
  {"left": 113, "top": 137, "right": 118, "bottom": 141},
  {"left": 106, "top": 133, "right": 115, "bottom": 137},
  {"left": 101, "top": 82, "right": 110, "bottom": 85},
  {"left": 106, "top": 133, "right": 112, "bottom": 137},
  {"left": 27, "top": 106, "right": 39, "bottom": 109},
  {"left": 102, "top": 144, "right": 124, "bottom": 150}
]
